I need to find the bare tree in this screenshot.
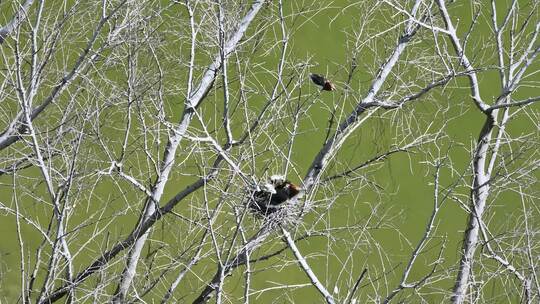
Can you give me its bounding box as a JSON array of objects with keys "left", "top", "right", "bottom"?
[{"left": 0, "top": 0, "right": 538, "bottom": 303}]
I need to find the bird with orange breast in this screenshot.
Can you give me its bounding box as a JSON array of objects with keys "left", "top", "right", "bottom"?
[
  {"left": 310, "top": 73, "right": 336, "bottom": 91},
  {"left": 249, "top": 175, "right": 301, "bottom": 216}
]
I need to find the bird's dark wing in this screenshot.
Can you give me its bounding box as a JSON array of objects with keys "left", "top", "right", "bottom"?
[
  {"left": 269, "top": 189, "right": 289, "bottom": 206},
  {"left": 250, "top": 190, "right": 268, "bottom": 211},
  {"left": 310, "top": 73, "right": 327, "bottom": 86},
  {"left": 250, "top": 182, "right": 301, "bottom": 216}
]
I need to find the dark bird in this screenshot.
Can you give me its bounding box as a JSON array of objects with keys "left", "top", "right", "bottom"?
[
  {"left": 310, "top": 73, "right": 336, "bottom": 91},
  {"left": 249, "top": 175, "right": 301, "bottom": 216}
]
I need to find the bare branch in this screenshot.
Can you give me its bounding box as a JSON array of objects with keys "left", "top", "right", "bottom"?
[
  {"left": 0, "top": 0, "right": 35, "bottom": 44},
  {"left": 281, "top": 228, "right": 335, "bottom": 304}
]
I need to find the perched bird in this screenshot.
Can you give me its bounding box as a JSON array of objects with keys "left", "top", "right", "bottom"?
[
  {"left": 310, "top": 73, "right": 336, "bottom": 91},
  {"left": 249, "top": 175, "right": 301, "bottom": 215}
]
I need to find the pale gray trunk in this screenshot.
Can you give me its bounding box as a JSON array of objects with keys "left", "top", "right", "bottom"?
[{"left": 111, "top": 2, "right": 266, "bottom": 302}]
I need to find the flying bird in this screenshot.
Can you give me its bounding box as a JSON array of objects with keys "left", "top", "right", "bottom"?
[
  {"left": 310, "top": 73, "right": 336, "bottom": 91},
  {"left": 249, "top": 175, "right": 301, "bottom": 216}
]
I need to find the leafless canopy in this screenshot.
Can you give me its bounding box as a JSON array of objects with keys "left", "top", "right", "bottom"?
[{"left": 0, "top": 0, "right": 539, "bottom": 303}]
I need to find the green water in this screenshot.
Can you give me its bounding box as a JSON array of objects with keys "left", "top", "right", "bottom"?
[{"left": 0, "top": 0, "right": 538, "bottom": 303}]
